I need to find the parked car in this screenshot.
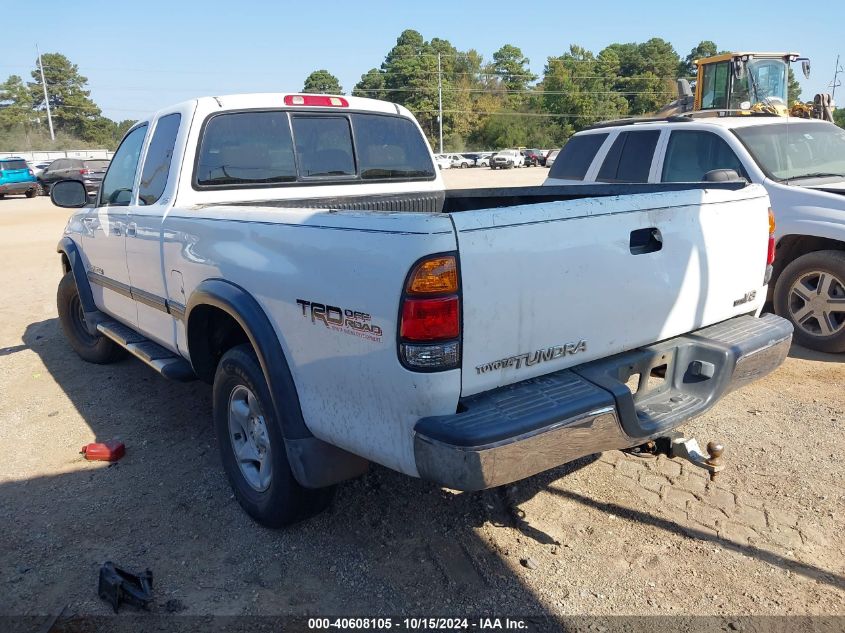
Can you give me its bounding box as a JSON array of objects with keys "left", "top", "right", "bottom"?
[
  {"left": 50, "top": 92, "right": 790, "bottom": 527},
  {"left": 461, "top": 153, "right": 480, "bottom": 167},
  {"left": 434, "top": 154, "right": 453, "bottom": 170},
  {"left": 27, "top": 160, "right": 53, "bottom": 178},
  {"left": 0, "top": 157, "right": 38, "bottom": 198},
  {"left": 38, "top": 158, "right": 110, "bottom": 196},
  {"left": 523, "top": 149, "right": 546, "bottom": 167},
  {"left": 544, "top": 116, "right": 845, "bottom": 352},
  {"left": 490, "top": 149, "right": 523, "bottom": 169},
  {"left": 475, "top": 152, "right": 493, "bottom": 167},
  {"left": 544, "top": 148, "right": 559, "bottom": 168}
]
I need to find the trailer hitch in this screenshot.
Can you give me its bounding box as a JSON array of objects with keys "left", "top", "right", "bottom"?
[{"left": 625, "top": 433, "right": 725, "bottom": 480}]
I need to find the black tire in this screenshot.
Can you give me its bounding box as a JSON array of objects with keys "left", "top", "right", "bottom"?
[
  {"left": 213, "top": 344, "right": 333, "bottom": 527},
  {"left": 773, "top": 250, "right": 845, "bottom": 353},
  {"left": 25, "top": 188, "right": 36, "bottom": 198},
  {"left": 57, "top": 272, "right": 125, "bottom": 363},
  {"left": 0, "top": 194, "right": 5, "bottom": 199}
]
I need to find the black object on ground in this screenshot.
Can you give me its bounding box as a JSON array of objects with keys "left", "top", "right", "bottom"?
[{"left": 98, "top": 561, "right": 153, "bottom": 612}]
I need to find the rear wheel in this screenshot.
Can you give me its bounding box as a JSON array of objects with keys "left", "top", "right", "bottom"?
[
  {"left": 213, "top": 344, "right": 333, "bottom": 527},
  {"left": 774, "top": 250, "right": 845, "bottom": 353},
  {"left": 56, "top": 272, "right": 124, "bottom": 363},
  {"left": 25, "top": 188, "right": 36, "bottom": 198}
]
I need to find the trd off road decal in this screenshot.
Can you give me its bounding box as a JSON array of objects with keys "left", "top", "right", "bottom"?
[{"left": 296, "top": 299, "right": 383, "bottom": 342}]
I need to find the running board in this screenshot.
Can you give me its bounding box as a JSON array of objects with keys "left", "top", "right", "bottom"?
[{"left": 97, "top": 320, "right": 195, "bottom": 381}]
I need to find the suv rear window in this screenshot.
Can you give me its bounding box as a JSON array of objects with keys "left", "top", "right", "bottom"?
[
  {"left": 195, "top": 110, "right": 435, "bottom": 188},
  {"left": 597, "top": 130, "right": 660, "bottom": 182},
  {"left": 547, "top": 134, "right": 608, "bottom": 180},
  {"left": 83, "top": 160, "right": 111, "bottom": 170},
  {"left": 0, "top": 159, "right": 28, "bottom": 170}
]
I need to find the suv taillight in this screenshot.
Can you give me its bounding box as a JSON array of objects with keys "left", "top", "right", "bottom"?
[
  {"left": 398, "top": 254, "right": 461, "bottom": 371},
  {"left": 79, "top": 169, "right": 91, "bottom": 175},
  {"left": 764, "top": 208, "right": 776, "bottom": 284}
]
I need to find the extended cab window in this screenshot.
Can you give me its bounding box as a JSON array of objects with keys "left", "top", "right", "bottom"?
[
  {"left": 291, "top": 116, "right": 355, "bottom": 177},
  {"left": 140, "top": 113, "right": 181, "bottom": 205},
  {"left": 597, "top": 130, "right": 660, "bottom": 183},
  {"left": 547, "top": 133, "right": 608, "bottom": 180},
  {"left": 100, "top": 125, "right": 147, "bottom": 206},
  {"left": 352, "top": 113, "right": 434, "bottom": 179},
  {"left": 662, "top": 130, "right": 746, "bottom": 182},
  {"left": 197, "top": 112, "right": 296, "bottom": 186}
]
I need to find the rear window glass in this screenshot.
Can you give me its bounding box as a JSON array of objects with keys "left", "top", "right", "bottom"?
[
  {"left": 291, "top": 116, "right": 355, "bottom": 177},
  {"left": 548, "top": 134, "right": 608, "bottom": 180},
  {"left": 353, "top": 114, "right": 434, "bottom": 179},
  {"left": 83, "top": 160, "right": 110, "bottom": 170},
  {"left": 597, "top": 130, "right": 660, "bottom": 182},
  {"left": 1, "top": 159, "right": 28, "bottom": 170},
  {"left": 197, "top": 112, "right": 297, "bottom": 186}
]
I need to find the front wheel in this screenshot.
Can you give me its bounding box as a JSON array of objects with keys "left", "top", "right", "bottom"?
[
  {"left": 25, "top": 188, "right": 37, "bottom": 198},
  {"left": 773, "top": 250, "right": 845, "bottom": 353},
  {"left": 213, "top": 344, "right": 333, "bottom": 527}
]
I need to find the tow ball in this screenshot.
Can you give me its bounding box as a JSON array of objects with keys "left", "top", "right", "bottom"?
[{"left": 625, "top": 433, "right": 725, "bottom": 480}]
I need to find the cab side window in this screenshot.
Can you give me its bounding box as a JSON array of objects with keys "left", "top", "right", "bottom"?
[
  {"left": 662, "top": 131, "right": 746, "bottom": 182},
  {"left": 597, "top": 130, "right": 660, "bottom": 183},
  {"left": 139, "top": 114, "right": 181, "bottom": 205},
  {"left": 100, "top": 125, "right": 148, "bottom": 206}
]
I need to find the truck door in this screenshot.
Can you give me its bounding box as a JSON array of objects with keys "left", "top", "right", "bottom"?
[
  {"left": 125, "top": 112, "right": 183, "bottom": 349},
  {"left": 82, "top": 124, "right": 148, "bottom": 327}
]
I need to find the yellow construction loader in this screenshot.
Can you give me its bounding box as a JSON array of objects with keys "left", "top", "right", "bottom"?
[{"left": 658, "top": 52, "right": 834, "bottom": 120}]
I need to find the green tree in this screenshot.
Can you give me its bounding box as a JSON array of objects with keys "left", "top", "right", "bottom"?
[
  {"left": 352, "top": 68, "right": 386, "bottom": 99},
  {"left": 541, "top": 45, "right": 628, "bottom": 133},
  {"left": 787, "top": 68, "right": 802, "bottom": 104},
  {"left": 28, "top": 53, "right": 101, "bottom": 138},
  {"left": 0, "top": 75, "right": 34, "bottom": 129},
  {"left": 302, "top": 69, "right": 343, "bottom": 94},
  {"left": 602, "top": 38, "right": 679, "bottom": 114},
  {"left": 491, "top": 44, "right": 536, "bottom": 105},
  {"left": 834, "top": 108, "right": 845, "bottom": 129},
  {"left": 679, "top": 41, "right": 718, "bottom": 77}
]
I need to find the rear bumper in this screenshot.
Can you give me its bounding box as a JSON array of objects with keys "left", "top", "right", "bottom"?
[
  {"left": 0, "top": 181, "right": 37, "bottom": 194},
  {"left": 413, "top": 314, "right": 792, "bottom": 491}
]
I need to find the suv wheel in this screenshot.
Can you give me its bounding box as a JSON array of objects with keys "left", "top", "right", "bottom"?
[
  {"left": 213, "top": 344, "right": 333, "bottom": 527},
  {"left": 25, "top": 188, "right": 37, "bottom": 198},
  {"left": 57, "top": 272, "right": 124, "bottom": 363},
  {"left": 774, "top": 250, "right": 845, "bottom": 353}
]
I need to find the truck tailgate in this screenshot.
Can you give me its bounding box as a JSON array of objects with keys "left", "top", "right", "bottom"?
[{"left": 452, "top": 185, "right": 771, "bottom": 396}]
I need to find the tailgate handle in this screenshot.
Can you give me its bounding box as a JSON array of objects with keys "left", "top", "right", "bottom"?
[{"left": 630, "top": 228, "right": 662, "bottom": 255}]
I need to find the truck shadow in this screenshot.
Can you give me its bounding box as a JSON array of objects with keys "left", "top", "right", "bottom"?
[
  {"left": 7, "top": 317, "right": 570, "bottom": 624},
  {"left": 788, "top": 343, "right": 844, "bottom": 363}
]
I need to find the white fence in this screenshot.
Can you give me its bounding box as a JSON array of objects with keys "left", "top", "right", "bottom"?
[{"left": 0, "top": 149, "right": 114, "bottom": 161}]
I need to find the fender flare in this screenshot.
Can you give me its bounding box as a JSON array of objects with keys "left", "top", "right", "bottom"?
[
  {"left": 186, "top": 279, "right": 368, "bottom": 487},
  {"left": 57, "top": 236, "right": 101, "bottom": 335}
]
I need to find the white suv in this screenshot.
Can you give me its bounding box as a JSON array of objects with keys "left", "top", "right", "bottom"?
[{"left": 544, "top": 116, "right": 845, "bottom": 353}]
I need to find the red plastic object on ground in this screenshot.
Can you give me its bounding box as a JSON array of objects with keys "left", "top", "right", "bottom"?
[{"left": 81, "top": 440, "right": 126, "bottom": 462}]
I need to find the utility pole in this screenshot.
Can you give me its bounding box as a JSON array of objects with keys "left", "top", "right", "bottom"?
[
  {"left": 830, "top": 54, "right": 842, "bottom": 100},
  {"left": 437, "top": 52, "right": 443, "bottom": 154},
  {"left": 36, "top": 44, "right": 55, "bottom": 142}
]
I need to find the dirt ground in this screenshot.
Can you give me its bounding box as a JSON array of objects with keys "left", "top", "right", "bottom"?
[{"left": 0, "top": 168, "right": 843, "bottom": 627}]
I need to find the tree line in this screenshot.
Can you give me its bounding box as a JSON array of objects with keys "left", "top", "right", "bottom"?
[
  {"left": 0, "top": 53, "right": 135, "bottom": 151},
  {"left": 0, "top": 33, "right": 829, "bottom": 152}
]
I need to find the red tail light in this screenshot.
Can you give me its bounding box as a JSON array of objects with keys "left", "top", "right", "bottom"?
[
  {"left": 399, "top": 254, "right": 461, "bottom": 371},
  {"left": 401, "top": 297, "right": 460, "bottom": 341},
  {"left": 79, "top": 169, "right": 91, "bottom": 175}
]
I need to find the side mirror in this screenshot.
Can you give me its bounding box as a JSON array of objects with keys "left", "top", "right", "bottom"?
[
  {"left": 802, "top": 59, "right": 811, "bottom": 79},
  {"left": 704, "top": 169, "right": 743, "bottom": 182},
  {"left": 50, "top": 179, "right": 89, "bottom": 208}
]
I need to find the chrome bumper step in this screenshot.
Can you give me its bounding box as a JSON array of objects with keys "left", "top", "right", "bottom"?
[{"left": 97, "top": 321, "right": 195, "bottom": 381}]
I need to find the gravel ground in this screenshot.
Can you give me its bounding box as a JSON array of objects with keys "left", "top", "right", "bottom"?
[{"left": 0, "top": 173, "right": 843, "bottom": 625}]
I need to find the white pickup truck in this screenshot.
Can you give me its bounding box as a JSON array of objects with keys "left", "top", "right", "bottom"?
[
  {"left": 50, "top": 93, "right": 792, "bottom": 527},
  {"left": 544, "top": 115, "right": 845, "bottom": 352}
]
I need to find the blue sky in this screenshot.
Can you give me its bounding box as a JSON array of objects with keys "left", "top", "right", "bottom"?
[{"left": 6, "top": 0, "right": 843, "bottom": 121}]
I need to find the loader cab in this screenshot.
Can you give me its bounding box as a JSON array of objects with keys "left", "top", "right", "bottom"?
[{"left": 694, "top": 52, "right": 809, "bottom": 115}]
